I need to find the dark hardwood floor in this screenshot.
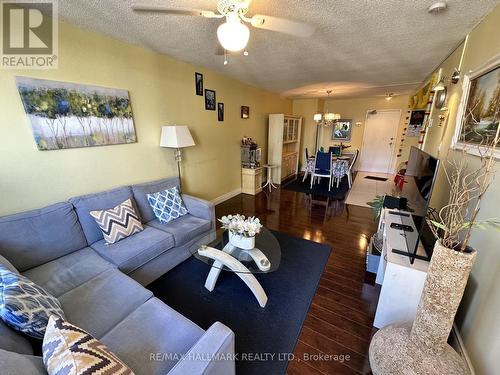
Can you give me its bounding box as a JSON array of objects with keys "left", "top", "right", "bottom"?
[{"left": 215, "top": 179, "right": 379, "bottom": 375}]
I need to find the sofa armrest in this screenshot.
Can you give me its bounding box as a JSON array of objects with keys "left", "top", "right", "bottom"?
[
  {"left": 182, "top": 194, "right": 215, "bottom": 227},
  {"left": 167, "top": 322, "right": 235, "bottom": 375}
]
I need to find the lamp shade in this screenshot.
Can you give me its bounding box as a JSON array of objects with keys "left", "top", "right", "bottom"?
[{"left": 160, "top": 126, "right": 195, "bottom": 148}]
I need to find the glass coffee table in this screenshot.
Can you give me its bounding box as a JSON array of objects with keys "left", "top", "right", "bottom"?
[{"left": 193, "top": 228, "right": 281, "bottom": 308}]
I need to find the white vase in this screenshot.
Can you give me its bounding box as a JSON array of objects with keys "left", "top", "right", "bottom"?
[{"left": 229, "top": 231, "right": 255, "bottom": 250}]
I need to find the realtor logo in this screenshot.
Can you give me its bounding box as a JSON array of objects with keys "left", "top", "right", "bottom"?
[{"left": 1, "top": 0, "right": 58, "bottom": 69}]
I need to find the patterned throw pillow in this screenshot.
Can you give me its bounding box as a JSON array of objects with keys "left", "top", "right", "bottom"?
[
  {"left": 0, "top": 265, "right": 65, "bottom": 339},
  {"left": 90, "top": 198, "right": 144, "bottom": 244},
  {"left": 147, "top": 187, "right": 188, "bottom": 224},
  {"left": 43, "top": 315, "right": 134, "bottom": 375}
]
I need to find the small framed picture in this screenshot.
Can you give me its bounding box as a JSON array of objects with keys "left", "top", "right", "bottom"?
[
  {"left": 332, "top": 119, "right": 352, "bottom": 141},
  {"left": 241, "top": 106, "right": 249, "bottom": 119},
  {"left": 195, "top": 72, "right": 203, "bottom": 96},
  {"left": 205, "top": 89, "right": 216, "bottom": 110},
  {"left": 218, "top": 103, "right": 224, "bottom": 122}
]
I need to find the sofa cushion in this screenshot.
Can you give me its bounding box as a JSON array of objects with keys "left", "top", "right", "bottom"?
[
  {"left": 0, "top": 255, "right": 19, "bottom": 274},
  {"left": 147, "top": 187, "right": 188, "bottom": 224},
  {"left": 0, "top": 349, "right": 46, "bottom": 375},
  {"left": 0, "top": 265, "right": 65, "bottom": 339},
  {"left": 101, "top": 297, "right": 204, "bottom": 375},
  {"left": 22, "top": 247, "right": 114, "bottom": 298},
  {"left": 0, "top": 320, "right": 33, "bottom": 355},
  {"left": 58, "top": 270, "right": 152, "bottom": 339},
  {"left": 69, "top": 186, "right": 133, "bottom": 245},
  {"left": 147, "top": 214, "right": 212, "bottom": 246},
  {"left": 43, "top": 316, "right": 134, "bottom": 375},
  {"left": 131, "top": 177, "right": 180, "bottom": 223},
  {"left": 90, "top": 198, "right": 144, "bottom": 244},
  {"left": 0, "top": 203, "right": 87, "bottom": 272},
  {"left": 90, "top": 226, "right": 175, "bottom": 274}
]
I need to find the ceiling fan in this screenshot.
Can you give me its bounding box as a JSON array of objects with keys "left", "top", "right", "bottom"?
[{"left": 132, "top": 0, "right": 315, "bottom": 54}]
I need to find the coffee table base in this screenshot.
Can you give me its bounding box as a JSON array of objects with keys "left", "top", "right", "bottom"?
[{"left": 198, "top": 246, "right": 268, "bottom": 308}]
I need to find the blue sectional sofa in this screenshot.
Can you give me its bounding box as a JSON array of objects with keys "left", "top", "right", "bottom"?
[{"left": 0, "top": 177, "right": 235, "bottom": 375}]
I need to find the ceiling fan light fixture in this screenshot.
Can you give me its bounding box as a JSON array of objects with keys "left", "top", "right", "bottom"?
[{"left": 217, "top": 16, "right": 250, "bottom": 52}]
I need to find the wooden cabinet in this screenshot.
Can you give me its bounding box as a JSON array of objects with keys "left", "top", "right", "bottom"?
[
  {"left": 268, "top": 114, "right": 302, "bottom": 183},
  {"left": 241, "top": 167, "right": 263, "bottom": 195}
]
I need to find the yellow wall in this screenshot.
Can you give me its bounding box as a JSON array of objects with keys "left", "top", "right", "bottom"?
[
  {"left": 420, "top": 5, "right": 500, "bottom": 374},
  {"left": 0, "top": 22, "right": 291, "bottom": 216},
  {"left": 292, "top": 98, "right": 323, "bottom": 168}
]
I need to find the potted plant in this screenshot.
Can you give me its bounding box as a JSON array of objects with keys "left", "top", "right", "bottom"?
[
  {"left": 370, "top": 137, "right": 499, "bottom": 374},
  {"left": 219, "top": 214, "right": 263, "bottom": 250}
]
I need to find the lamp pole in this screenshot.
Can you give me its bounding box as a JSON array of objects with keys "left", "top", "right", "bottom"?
[{"left": 175, "top": 148, "right": 183, "bottom": 192}]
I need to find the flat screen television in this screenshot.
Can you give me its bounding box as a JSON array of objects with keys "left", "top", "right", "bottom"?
[{"left": 397, "top": 146, "right": 440, "bottom": 263}]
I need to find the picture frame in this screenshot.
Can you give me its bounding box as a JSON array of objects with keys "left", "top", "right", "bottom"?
[
  {"left": 195, "top": 72, "right": 203, "bottom": 96},
  {"left": 218, "top": 103, "right": 224, "bottom": 122},
  {"left": 331, "top": 119, "right": 352, "bottom": 141},
  {"left": 452, "top": 52, "right": 500, "bottom": 158},
  {"left": 241, "top": 106, "right": 249, "bottom": 119},
  {"left": 205, "top": 89, "right": 216, "bottom": 111},
  {"left": 407, "top": 110, "right": 426, "bottom": 137}
]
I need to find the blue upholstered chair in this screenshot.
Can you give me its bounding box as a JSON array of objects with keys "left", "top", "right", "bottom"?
[{"left": 310, "top": 151, "right": 333, "bottom": 191}]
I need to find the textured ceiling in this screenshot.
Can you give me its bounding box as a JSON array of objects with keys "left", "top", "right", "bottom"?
[{"left": 58, "top": 0, "right": 500, "bottom": 99}]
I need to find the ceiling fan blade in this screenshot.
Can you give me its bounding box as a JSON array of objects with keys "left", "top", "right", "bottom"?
[
  {"left": 132, "top": 5, "right": 221, "bottom": 18},
  {"left": 250, "top": 14, "right": 314, "bottom": 37}
]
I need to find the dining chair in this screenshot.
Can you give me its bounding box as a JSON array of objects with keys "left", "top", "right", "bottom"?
[
  {"left": 302, "top": 148, "right": 314, "bottom": 182},
  {"left": 310, "top": 151, "right": 333, "bottom": 191},
  {"left": 347, "top": 149, "right": 359, "bottom": 188},
  {"left": 328, "top": 146, "right": 341, "bottom": 157}
]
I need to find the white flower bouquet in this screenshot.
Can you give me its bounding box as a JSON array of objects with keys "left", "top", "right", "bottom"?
[{"left": 218, "top": 214, "right": 263, "bottom": 238}]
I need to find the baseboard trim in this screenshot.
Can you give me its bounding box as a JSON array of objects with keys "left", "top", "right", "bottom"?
[
  {"left": 211, "top": 188, "right": 242, "bottom": 206},
  {"left": 451, "top": 324, "right": 475, "bottom": 375}
]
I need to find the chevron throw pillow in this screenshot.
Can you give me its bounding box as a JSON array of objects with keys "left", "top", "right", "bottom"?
[
  {"left": 147, "top": 187, "right": 188, "bottom": 224},
  {"left": 43, "top": 315, "right": 134, "bottom": 375},
  {"left": 0, "top": 265, "right": 65, "bottom": 339},
  {"left": 90, "top": 198, "right": 144, "bottom": 244}
]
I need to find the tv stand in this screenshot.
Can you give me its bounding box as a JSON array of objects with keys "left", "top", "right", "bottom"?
[
  {"left": 391, "top": 248, "right": 430, "bottom": 261},
  {"left": 373, "top": 208, "right": 429, "bottom": 329}
]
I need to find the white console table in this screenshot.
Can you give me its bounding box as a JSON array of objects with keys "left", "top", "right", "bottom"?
[{"left": 373, "top": 208, "right": 429, "bottom": 329}]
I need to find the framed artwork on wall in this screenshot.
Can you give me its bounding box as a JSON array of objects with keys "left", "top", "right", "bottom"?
[
  {"left": 205, "top": 89, "right": 216, "bottom": 110},
  {"left": 241, "top": 106, "right": 249, "bottom": 119},
  {"left": 218, "top": 103, "right": 224, "bottom": 122},
  {"left": 407, "top": 110, "right": 426, "bottom": 137},
  {"left": 16, "top": 77, "right": 137, "bottom": 151},
  {"left": 453, "top": 53, "right": 500, "bottom": 158},
  {"left": 331, "top": 119, "right": 352, "bottom": 141},
  {"left": 195, "top": 72, "right": 203, "bottom": 96}
]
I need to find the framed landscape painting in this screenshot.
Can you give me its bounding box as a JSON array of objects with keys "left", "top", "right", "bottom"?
[
  {"left": 453, "top": 53, "right": 500, "bottom": 158},
  {"left": 16, "top": 77, "right": 137, "bottom": 151}
]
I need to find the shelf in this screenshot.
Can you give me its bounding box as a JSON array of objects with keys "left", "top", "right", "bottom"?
[
  {"left": 283, "top": 140, "right": 298, "bottom": 144},
  {"left": 282, "top": 151, "right": 298, "bottom": 158}
]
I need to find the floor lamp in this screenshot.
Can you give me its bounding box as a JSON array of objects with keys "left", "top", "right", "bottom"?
[{"left": 160, "top": 126, "right": 195, "bottom": 192}]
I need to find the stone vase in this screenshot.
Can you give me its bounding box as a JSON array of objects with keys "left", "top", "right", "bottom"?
[{"left": 369, "top": 240, "right": 477, "bottom": 375}]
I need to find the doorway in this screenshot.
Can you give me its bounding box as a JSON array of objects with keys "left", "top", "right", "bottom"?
[{"left": 359, "top": 109, "right": 401, "bottom": 173}]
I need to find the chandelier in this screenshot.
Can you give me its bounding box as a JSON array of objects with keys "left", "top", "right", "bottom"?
[{"left": 313, "top": 90, "right": 341, "bottom": 126}]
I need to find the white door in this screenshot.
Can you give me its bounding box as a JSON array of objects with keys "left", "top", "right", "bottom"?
[{"left": 359, "top": 109, "right": 401, "bottom": 173}]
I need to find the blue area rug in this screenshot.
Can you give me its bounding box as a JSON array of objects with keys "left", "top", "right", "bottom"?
[
  {"left": 283, "top": 175, "right": 350, "bottom": 200},
  {"left": 148, "top": 231, "right": 331, "bottom": 375}
]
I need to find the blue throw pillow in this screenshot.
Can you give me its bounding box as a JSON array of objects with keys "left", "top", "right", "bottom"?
[
  {"left": 147, "top": 187, "right": 188, "bottom": 224},
  {"left": 0, "top": 265, "right": 65, "bottom": 339}
]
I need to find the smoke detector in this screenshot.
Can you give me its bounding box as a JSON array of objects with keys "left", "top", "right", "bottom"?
[{"left": 428, "top": 2, "right": 448, "bottom": 14}]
